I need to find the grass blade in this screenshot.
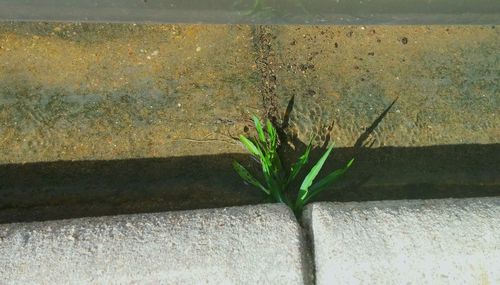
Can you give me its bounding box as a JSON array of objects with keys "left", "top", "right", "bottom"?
[
  {"left": 239, "top": 135, "right": 261, "bottom": 157},
  {"left": 260, "top": 157, "right": 283, "bottom": 202},
  {"left": 232, "top": 161, "right": 270, "bottom": 195},
  {"left": 266, "top": 119, "right": 277, "bottom": 150},
  {"left": 298, "top": 145, "right": 334, "bottom": 200},
  {"left": 271, "top": 150, "right": 285, "bottom": 182},
  {"left": 287, "top": 141, "right": 312, "bottom": 184},
  {"left": 304, "top": 158, "right": 354, "bottom": 203},
  {"left": 253, "top": 115, "right": 266, "bottom": 144}
]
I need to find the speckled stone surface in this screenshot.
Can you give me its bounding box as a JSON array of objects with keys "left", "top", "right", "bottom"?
[
  {"left": 303, "top": 198, "right": 500, "bottom": 284},
  {"left": 260, "top": 25, "right": 499, "bottom": 147},
  {"left": 0, "top": 23, "right": 498, "bottom": 221},
  {"left": 0, "top": 23, "right": 266, "bottom": 221},
  {"left": 0, "top": 204, "right": 313, "bottom": 284},
  {"left": 0, "top": 23, "right": 262, "bottom": 164},
  {"left": 0, "top": 23, "right": 498, "bottom": 163}
]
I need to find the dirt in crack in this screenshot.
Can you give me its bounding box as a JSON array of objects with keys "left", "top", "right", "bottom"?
[
  {"left": 250, "top": 29, "right": 317, "bottom": 281},
  {"left": 251, "top": 26, "right": 295, "bottom": 166},
  {"left": 252, "top": 25, "right": 280, "bottom": 125}
]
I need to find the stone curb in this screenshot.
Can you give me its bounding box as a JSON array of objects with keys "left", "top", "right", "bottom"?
[
  {"left": 302, "top": 197, "right": 500, "bottom": 284},
  {"left": 2, "top": 197, "right": 499, "bottom": 284},
  {"left": 0, "top": 204, "right": 313, "bottom": 284}
]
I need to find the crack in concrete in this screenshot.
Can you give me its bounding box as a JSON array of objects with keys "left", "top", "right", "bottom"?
[
  {"left": 252, "top": 25, "right": 280, "bottom": 125},
  {"left": 300, "top": 214, "right": 317, "bottom": 285},
  {"left": 252, "top": 25, "right": 316, "bottom": 284}
]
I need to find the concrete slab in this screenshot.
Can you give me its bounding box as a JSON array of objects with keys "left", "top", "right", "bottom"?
[
  {"left": 263, "top": 25, "right": 500, "bottom": 148},
  {"left": 0, "top": 22, "right": 497, "bottom": 221},
  {"left": 0, "top": 22, "right": 265, "bottom": 222},
  {"left": 0, "top": 22, "right": 261, "bottom": 164},
  {"left": 0, "top": 204, "right": 312, "bottom": 284},
  {"left": 303, "top": 198, "right": 500, "bottom": 284},
  {"left": 252, "top": 25, "right": 500, "bottom": 199}
]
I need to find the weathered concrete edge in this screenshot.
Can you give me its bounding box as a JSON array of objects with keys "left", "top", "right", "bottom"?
[
  {"left": 302, "top": 197, "right": 500, "bottom": 284},
  {"left": 2, "top": 197, "right": 499, "bottom": 284},
  {"left": 0, "top": 204, "right": 313, "bottom": 285}
]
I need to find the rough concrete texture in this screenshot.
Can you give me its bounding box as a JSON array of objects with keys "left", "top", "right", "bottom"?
[
  {"left": 0, "top": 23, "right": 498, "bottom": 221},
  {"left": 0, "top": 204, "right": 312, "bottom": 284},
  {"left": 0, "top": 23, "right": 262, "bottom": 164},
  {"left": 303, "top": 198, "right": 500, "bottom": 284},
  {"left": 0, "top": 23, "right": 267, "bottom": 221},
  {"left": 0, "top": 23, "right": 498, "bottom": 163},
  {"left": 258, "top": 25, "right": 499, "bottom": 147},
  {"left": 252, "top": 25, "right": 500, "bottom": 197}
]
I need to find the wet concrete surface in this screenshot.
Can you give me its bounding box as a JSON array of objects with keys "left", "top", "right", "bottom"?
[
  {"left": 0, "top": 22, "right": 498, "bottom": 222},
  {"left": 256, "top": 25, "right": 499, "bottom": 147},
  {"left": 0, "top": 23, "right": 262, "bottom": 163}
]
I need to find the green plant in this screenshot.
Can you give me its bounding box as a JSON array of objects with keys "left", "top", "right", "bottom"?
[{"left": 233, "top": 115, "right": 354, "bottom": 217}]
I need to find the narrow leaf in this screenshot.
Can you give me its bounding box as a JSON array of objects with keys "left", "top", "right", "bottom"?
[
  {"left": 232, "top": 161, "right": 270, "bottom": 195},
  {"left": 266, "top": 119, "right": 277, "bottom": 149},
  {"left": 298, "top": 144, "right": 335, "bottom": 200},
  {"left": 253, "top": 116, "right": 266, "bottom": 144},
  {"left": 304, "top": 158, "right": 354, "bottom": 203},
  {"left": 255, "top": 139, "right": 269, "bottom": 159},
  {"left": 260, "top": 157, "right": 280, "bottom": 199},
  {"left": 259, "top": 154, "right": 272, "bottom": 182},
  {"left": 288, "top": 140, "right": 313, "bottom": 184},
  {"left": 271, "top": 151, "right": 285, "bottom": 183},
  {"left": 239, "top": 135, "right": 261, "bottom": 157}
]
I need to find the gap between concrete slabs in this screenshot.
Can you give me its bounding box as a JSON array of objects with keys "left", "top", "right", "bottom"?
[
  {"left": 1, "top": 197, "right": 499, "bottom": 284},
  {"left": 302, "top": 197, "right": 500, "bottom": 284},
  {"left": 0, "top": 204, "right": 314, "bottom": 284}
]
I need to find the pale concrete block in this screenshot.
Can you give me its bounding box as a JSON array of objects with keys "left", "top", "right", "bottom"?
[
  {"left": 303, "top": 198, "right": 500, "bottom": 284},
  {"left": 0, "top": 204, "right": 312, "bottom": 284}
]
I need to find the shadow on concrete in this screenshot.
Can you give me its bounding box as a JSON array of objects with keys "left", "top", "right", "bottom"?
[
  {"left": 0, "top": 154, "right": 263, "bottom": 224},
  {"left": 1, "top": 143, "right": 499, "bottom": 224}
]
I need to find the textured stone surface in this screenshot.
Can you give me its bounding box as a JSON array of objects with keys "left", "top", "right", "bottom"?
[
  {"left": 260, "top": 25, "right": 499, "bottom": 147},
  {"left": 250, "top": 25, "right": 500, "bottom": 202},
  {"left": 303, "top": 198, "right": 500, "bottom": 284},
  {"left": 0, "top": 23, "right": 498, "bottom": 222},
  {"left": 0, "top": 204, "right": 312, "bottom": 284},
  {"left": 0, "top": 23, "right": 267, "bottom": 222},
  {"left": 0, "top": 154, "right": 267, "bottom": 224},
  {"left": 1, "top": 23, "right": 498, "bottom": 162},
  {"left": 0, "top": 22, "right": 261, "bottom": 164}
]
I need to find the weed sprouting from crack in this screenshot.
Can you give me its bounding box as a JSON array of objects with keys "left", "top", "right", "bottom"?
[{"left": 233, "top": 115, "right": 353, "bottom": 218}]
